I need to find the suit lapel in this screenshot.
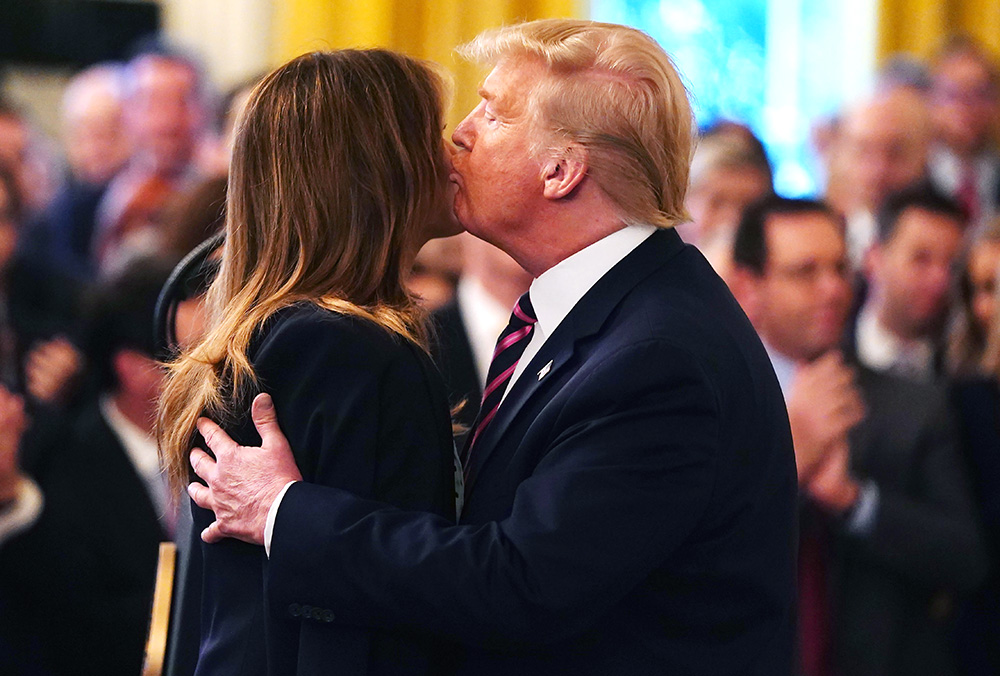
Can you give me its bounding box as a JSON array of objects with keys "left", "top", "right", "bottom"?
[{"left": 464, "top": 228, "right": 687, "bottom": 496}]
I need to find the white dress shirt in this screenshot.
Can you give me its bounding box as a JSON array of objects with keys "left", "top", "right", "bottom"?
[
  {"left": 101, "top": 395, "right": 174, "bottom": 536},
  {"left": 0, "top": 397, "right": 174, "bottom": 546},
  {"left": 855, "top": 305, "right": 934, "bottom": 381},
  {"left": 265, "top": 224, "right": 658, "bottom": 554}
]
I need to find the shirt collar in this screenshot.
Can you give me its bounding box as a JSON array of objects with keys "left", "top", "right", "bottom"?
[
  {"left": 762, "top": 341, "right": 797, "bottom": 396},
  {"left": 856, "top": 304, "right": 933, "bottom": 374},
  {"left": 528, "top": 224, "right": 657, "bottom": 339}
]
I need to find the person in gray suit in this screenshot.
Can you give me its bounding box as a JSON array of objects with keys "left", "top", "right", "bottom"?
[{"left": 730, "top": 195, "right": 988, "bottom": 676}]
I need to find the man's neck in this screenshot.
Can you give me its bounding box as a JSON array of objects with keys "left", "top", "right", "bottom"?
[{"left": 110, "top": 391, "right": 155, "bottom": 436}]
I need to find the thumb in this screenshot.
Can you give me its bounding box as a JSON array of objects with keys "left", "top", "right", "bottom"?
[{"left": 251, "top": 393, "right": 290, "bottom": 453}]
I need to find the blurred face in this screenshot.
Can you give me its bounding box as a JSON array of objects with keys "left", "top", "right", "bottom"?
[
  {"left": 450, "top": 57, "right": 546, "bottom": 253},
  {"left": 967, "top": 240, "right": 1000, "bottom": 334},
  {"left": 871, "top": 207, "right": 963, "bottom": 339},
  {"left": 127, "top": 57, "right": 202, "bottom": 175},
  {"left": 750, "top": 212, "right": 853, "bottom": 362},
  {"left": 837, "top": 96, "right": 929, "bottom": 212},
  {"left": 65, "top": 91, "right": 129, "bottom": 185},
  {"left": 932, "top": 53, "right": 998, "bottom": 156},
  {"left": 686, "top": 166, "right": 771, "bottom": 244}
]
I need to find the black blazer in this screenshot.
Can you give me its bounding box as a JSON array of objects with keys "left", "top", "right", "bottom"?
[
  {"left": 825, "top": 368, "right": 988, "bottom": 676},
  {"left": 188, "top": 305, "right": 457, "bottom": 676},
  {"left": 266, "top": 229, "right": 799, "bottom": 675},
  {"left": 0, "top": 401, "right": 166, "bottom": 676}
]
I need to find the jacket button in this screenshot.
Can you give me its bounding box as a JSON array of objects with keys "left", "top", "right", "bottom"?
[
  {"left": 322, "top": 609, "right": 335, "bottom": 623},
  {"left": 288, "top": 603, "right": 301, "bottom": 617}
]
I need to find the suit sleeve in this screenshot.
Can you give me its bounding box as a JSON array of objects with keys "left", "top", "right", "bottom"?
[
  {"left": 844, "top": 388, "right": 988, "bottom": 592},
  {"left": 267, "top": 339, "right": 720, "bottom": 647}
]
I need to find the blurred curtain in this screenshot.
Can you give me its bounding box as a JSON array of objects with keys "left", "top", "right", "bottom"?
[
  {"left": 878, "top": 0, "right": 1000, "bottom": 60},
  {"left": 272, "top": 0, "right": 583, "bottom": 128}
]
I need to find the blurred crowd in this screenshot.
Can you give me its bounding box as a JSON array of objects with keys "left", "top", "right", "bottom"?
[{"left": 0, "top": 30, "right": 997, "bottom": 676}]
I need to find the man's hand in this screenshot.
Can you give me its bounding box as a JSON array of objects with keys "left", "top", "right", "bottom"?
[
  {"left": 0, "top": 386, "right": 28, "bottom": 503},
  {"left": 189, "top": 393, "right": 302, "bottom": 545},
  {"left": 785, "top": 351, "right": 865, "bottom": 481},
  {"left": 25, "top": 337, "right": 83, "bottom": 405},
  {"left": 806, "top": 441, "right": 860, "bottom": 514}
]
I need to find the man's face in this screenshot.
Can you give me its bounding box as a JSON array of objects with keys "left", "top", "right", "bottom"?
[
  {"left": 127, "top": 57, "right": 202, "bottom": 175},
  {"left": 751, "top": 212, "right": 852, "bottom": 361},
  {"left": 686, "top": 166, "right": 771, "bottom": 244},
  {"left": 450, "top": 58, "right": 547, "bottom": 252},
  {"left": 932, "top": 53, "right": 998, "bottom": 155},
  {"left": 871, "top": 207, "right": 963, "bottom": 339},
  {"left": 836, "top": 94, "right": 928, "bottom": 212}
]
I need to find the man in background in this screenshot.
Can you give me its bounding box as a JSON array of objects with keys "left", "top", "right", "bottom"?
[
  {"left": 826, "top": 89, "right": 932, "bottom": 267},
  {"left": 853, "top": 186, "right": 965, "bottom": 381},
  {"left": 431, "top": 234, "right": 532, "bottom": 444},
  {"left": 0, "top": 258, "right": 176, "bottom": 676},
  {"left": 928, "top": 36, "right": 1000, "bottom": 228},
  {"left": 731, "top": 195, "right": 986, "bottom": 676}
]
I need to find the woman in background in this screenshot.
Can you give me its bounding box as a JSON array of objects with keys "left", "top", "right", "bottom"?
[
  {"left": 947, "top": 217, "right": 1000, "bottom": 676},
  {"left": 157, "top": 50, "right": 460, "bottom": 675}
]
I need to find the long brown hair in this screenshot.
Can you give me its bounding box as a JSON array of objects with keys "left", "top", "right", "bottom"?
[{"left": 157, "top": 50, "right": 449, "bottom": 491}]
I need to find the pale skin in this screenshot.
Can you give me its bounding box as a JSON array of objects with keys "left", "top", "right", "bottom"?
[{"left": 189, "top": 56, "right": 629, "bottom": 543}]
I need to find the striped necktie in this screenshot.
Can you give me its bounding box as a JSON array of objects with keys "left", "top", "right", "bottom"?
[{"left": 462, "top": 292, "right": 536, "bottom": 480}]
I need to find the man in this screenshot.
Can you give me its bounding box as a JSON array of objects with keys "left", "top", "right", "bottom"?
[
  {"left": 95, "top": 48, "right": 207, "bottom": 275},
  {"left": 928, "top": 36, "right": 1000, "bottom": 228},
  {"left": 679, "top": 122, "right": 773, "bottom": 281},
  {"left": 0, "top": 257, "right": 176, "bottom": 676},
  {"left": 730, "top": 195, "right": 986, "bottom": 676},
  {"left": 825, "top": 89, "right": 932, "bottom": 267},
  {"left": 190, "top": 20, "right": 797, "bottom": 675},
  {"left": 854, "top": 186, "right": 965, "bottom": 381},
  {"left": 41, "top": 63, "right": 132, "bottom": 281}
]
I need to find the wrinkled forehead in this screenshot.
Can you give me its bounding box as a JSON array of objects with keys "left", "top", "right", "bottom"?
[{"left": 481, "top": 56, "right": 553, "bottom": 118}]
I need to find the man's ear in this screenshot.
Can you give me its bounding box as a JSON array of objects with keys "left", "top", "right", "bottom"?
[{"left": 542, "top": 146, "right": 587, "bottom": 200}]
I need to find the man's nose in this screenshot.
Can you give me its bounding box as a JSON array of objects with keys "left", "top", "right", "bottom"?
[{"left": 452, "top": 109, "right": 477, "bottom": 151}]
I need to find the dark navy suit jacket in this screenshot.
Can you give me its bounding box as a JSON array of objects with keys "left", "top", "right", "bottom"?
[
  {"left": 267, "top": 229, "right": 798, "bottom": 675},
  {"left": 188, "top": 306, "right": 458, "bottom": 676}
]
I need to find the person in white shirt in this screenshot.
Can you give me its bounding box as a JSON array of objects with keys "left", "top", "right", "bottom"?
[{"left": 0, "top": 257, "right": 176, "bottom": 676}]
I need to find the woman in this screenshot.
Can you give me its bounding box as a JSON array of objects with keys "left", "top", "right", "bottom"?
[
  {"left": 947, "top": 217, "right": 1000, "bottom": 376},
  {"left": 157, "top": 50, "right": 461, "bottom": 675},
  {"left": 946, "top": 218, "right": 1000, "bottom": 675}
]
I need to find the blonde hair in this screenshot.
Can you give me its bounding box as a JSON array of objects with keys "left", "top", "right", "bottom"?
[
  {"left": 157, "top": 50, "right": 449, "bottom": 491},
  {"left": 459, "top": 19, "right": 695, "bottom": 229}
]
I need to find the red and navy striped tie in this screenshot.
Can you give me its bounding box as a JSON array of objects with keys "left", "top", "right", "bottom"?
[{"left": 462, "top": 292, "right": 536, "bottom": 480}]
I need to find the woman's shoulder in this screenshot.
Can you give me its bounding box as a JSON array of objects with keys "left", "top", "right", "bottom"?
[{"left": 250, "top": 302, "right": 428, "bottom": 384}]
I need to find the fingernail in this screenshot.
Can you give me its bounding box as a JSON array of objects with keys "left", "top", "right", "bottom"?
[{"left": 258, "top": 394, "right": 274, "bottom": 411}]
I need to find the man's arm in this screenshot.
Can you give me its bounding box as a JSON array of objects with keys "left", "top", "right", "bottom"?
[
  {"left": 195, "top": 340, "right": 722, "bottom": 647},
  {"left": 838, "top": 389, "right": 988, "bottom": 591}
]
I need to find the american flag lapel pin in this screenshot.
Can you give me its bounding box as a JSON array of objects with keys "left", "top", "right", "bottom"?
[{"left": 537, "top": 360, "right": 553, "bottom": 380}]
